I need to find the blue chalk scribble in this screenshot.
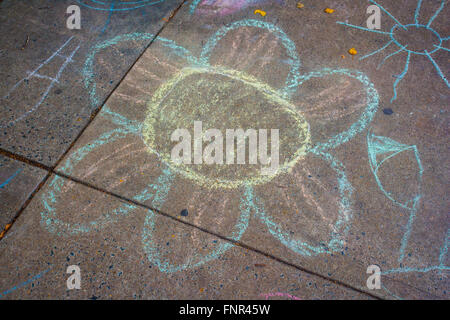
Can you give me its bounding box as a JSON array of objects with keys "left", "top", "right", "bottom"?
[
  {"left": 0, "top": 169, "right": 22, "bottom": 189},
  {"left": 76, "top": 0, "right": 166, "bottom": 33},
  {"left": 0, "top": 268, "right": 51, "bottom": 299},
  {"left": 367, "top": 130, "right": 424, "bottom": 262}
]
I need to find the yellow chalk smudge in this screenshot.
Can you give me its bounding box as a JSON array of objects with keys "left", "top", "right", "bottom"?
[
  {"left": 297, "top": 3, "right": 304, "bottom": 8},
  {"left": 324, "top": 8, "right": 335, "bottom": 14},
  {"left": 254, "top": 9, "right": 266, "bottom": 17},
  {"left": 348, "top": 48, "right": 358, "bottom": 55},
  {"left": 142, "top": 66, "right": 311, "bottom": 189}
]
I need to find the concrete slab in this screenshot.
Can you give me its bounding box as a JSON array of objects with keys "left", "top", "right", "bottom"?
[
  {"left": 0, "top": 0, "right": 184, "bottom": 166},
  {"left": 0, "top": 155, "right": 47, "bottom": 230},
  {"left": 0, "top": 174, "right": 370, "bottom": 299},
  {"left": 53, "top": 0, "right": 449, "bottom": 299},
  {"left": 1, "top": 0, "right": 448, "bottom": 300}
]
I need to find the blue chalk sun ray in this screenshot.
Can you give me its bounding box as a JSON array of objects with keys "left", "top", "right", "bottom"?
[{"left": 337, "top": 0, "right": 450, "bottom": 102}]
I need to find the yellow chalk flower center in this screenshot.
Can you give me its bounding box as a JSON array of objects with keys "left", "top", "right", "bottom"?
[{"left": 142, "top": 66, "right": 311, "bottom": 188}]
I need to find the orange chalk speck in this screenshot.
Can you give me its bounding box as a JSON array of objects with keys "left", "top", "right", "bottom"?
[
  {"left": 254, "top": 9, "right": 266, "bottom": 17},
  {"left": 348, "top": 48, "right": 358, "bottom": 55},
  {"left": 324, "top": 8, "right": 335, "bottom": 13}
]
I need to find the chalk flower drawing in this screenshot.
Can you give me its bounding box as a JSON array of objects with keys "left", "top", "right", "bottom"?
[
  {"left": 40, "top": 19, "right": 381, "bottom": 272},
  {"left": 337, "top": 0, "right": 449, "bottom": 102}
]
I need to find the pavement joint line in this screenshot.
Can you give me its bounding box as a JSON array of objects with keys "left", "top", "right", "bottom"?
[
  {"left": 0, "top": 0, "right": 188, "bottom": 251},
  {"left": 0, "top": 0, "right": 187, "bottom": 241},
  {"left": 380, "top": 274, "right": 443, "bottom": 299},
  {"left": 0, "top": 146, "right": 381, "bottom": 300}
]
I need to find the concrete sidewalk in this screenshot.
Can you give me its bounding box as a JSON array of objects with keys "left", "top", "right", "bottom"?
[{"left": 0, "top": 0, "right": 448, "bottom": 299}]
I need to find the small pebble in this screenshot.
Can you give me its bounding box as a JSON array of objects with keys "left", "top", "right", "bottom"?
[{"left": 383, "top": 108, "right": 394, "bottom": 115}]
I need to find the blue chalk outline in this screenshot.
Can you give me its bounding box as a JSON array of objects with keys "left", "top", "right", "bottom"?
[
  {"left": 0, "top": 168, "right": 22, "bottom": 189},
  {"left": 337, "top": 0, "right": 450, "bottom": 102},
  {"left": 41, "top": 129, "right": 137, "bottom": 236},
  {"left": 76, "top": 0, "right": 164, "bottom": 11},
  {"left": 200, "top": 19, "right": 301, "bottom": 97},
  {"left": 189, "top": 0, "right": 202, "bottom": 14},
  {"left": 83, "top": 32, "right": 199, "bottom": 107},
  {"left": 367, "top": 130, "right": 424, "bottom": 262},
  {"left": 202, "top": 20, "right": 379, "bottom": 152},
  {"left": 249, "top": 150, "right": 353, "bottom": 256},
  {"left": 390, "top": 24, "right": 442, "bottom": 56},
  {"left": 43, "top": 33, "right": 249, "bottom": 273},
  {"left": 0, "top": 268, "right": 51, "bottom": 299},
  {"left": 293, "top": 68, "right": 379, "bottom": 153},
  {"left": 141, "top": 171, "right": 250, "bottom": 273},
  {"left": 381, "top": 229, "right": 450, "bottom": 277}
]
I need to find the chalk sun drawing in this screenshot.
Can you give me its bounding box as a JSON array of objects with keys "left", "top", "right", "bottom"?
[
  {"left": 41, "top": 19, "right": 380, "bottom": 272},
  {"left": 337, "top": 0, "right": 449, "bottom": 102},
  {"left": 1, "top": 37, "right": 80, "bottom": 128}
]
